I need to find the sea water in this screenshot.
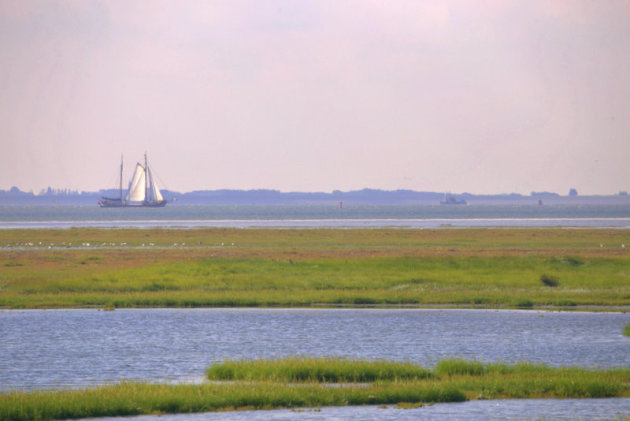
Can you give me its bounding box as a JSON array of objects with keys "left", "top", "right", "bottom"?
[{"left": 2, "top": 203, "right": 630, "bottom": 228}]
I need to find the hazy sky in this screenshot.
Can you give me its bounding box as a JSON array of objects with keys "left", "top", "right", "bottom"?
[{"left": 1, "top": 1, "right": 629, "bottom": 195}]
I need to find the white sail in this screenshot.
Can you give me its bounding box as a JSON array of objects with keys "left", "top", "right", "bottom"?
[
  {"left": 125, "top": 163, "right": 146, "bottom": 202},
  {"left": 146, "top": 167, "right": 164, "bottom": 203}
]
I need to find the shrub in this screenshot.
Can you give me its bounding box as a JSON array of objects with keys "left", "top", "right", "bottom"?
[{"left": 540, "top": 273, "right": 559, "bottom": 287}]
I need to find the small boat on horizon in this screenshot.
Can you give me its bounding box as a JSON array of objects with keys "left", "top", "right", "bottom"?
[
  {"left": 440, "top": 193, "right": 467, "bottom": 205},
  {"left": 98, "top": 153, "right": 168, "bottom": 208}
]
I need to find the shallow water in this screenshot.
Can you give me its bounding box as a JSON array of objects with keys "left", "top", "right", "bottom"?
[
  {"left": 85, "top": 399, "right": 630, "bottom": 421},
  {"left": 1, "top": 309, "right": 628, "bottom": 391}
]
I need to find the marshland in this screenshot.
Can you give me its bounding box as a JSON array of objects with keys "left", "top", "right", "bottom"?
[
  {"left": 1, "top": 228, "right": 629, "bottom": 419},
  {"left": 1, "top": 227, "right": 629, "bottom": 309},
  {"left": 3, "top": 357, "right": 629, "bottom": 421},
  {"left": 5, "top": 0, "right": 630, "bottom": 416}
]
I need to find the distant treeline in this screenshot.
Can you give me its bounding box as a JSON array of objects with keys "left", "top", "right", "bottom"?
[{"left": 1, "top": 186, "right": 628, "bottom": 205}]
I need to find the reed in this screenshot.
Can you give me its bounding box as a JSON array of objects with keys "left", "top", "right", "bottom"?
[
  {"left": 0, "top": 381, "right": 464, "bottom": 421},
  {"left": 207, "top": 357, "right": 433, "bottom": 382},
  {"left": 624, "top": 323, "right": 630, "bottom": 337},
  {"left": 436, "top": 358, "right": 486, "bottom": 376},
  {"left": 2, "top": 358, "right": 628, "bottom": 420}
]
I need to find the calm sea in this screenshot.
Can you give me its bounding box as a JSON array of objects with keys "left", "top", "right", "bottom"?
[{"left": 1, "top": 203, "right": 630, "bottom": 228}]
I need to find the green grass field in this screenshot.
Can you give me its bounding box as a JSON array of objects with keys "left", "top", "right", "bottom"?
[
  {"left": 2, "top": 358, "right": 629, "bottom": 420},
  {"left": 1, "top": 228, "right": 630, "bottom": 309}
]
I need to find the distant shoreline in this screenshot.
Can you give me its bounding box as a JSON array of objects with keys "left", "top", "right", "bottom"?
[{"left": 2, "top": 187, "right": 630, "bottom": 205}]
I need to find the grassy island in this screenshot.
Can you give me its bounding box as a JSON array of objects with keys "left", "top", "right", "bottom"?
[
  {"left": 1, "top": 228, "right": 630, "bottom": 309},
  {"left": 1, "top": 358, "right": 629, "bottom": 420}
]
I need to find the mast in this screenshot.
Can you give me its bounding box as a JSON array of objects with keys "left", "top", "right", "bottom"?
[
  {"left": 119, "top": 155, "right": 123, "bottom": 201},
  {"left": 144, "top": 152, "right": 148, "bottom": 204}
]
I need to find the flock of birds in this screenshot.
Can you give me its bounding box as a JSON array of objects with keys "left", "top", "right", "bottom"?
[{"left": 1, "top": 241, "right": 244, "bottom": 249}]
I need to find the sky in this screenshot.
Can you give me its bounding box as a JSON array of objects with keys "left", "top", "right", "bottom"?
[{"left": 1, "top": 0, "right": 629, "bottom": 195}]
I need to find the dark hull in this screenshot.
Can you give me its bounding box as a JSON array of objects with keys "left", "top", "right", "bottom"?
[
  {"left": 99, "top": 199, "right": 167, "bottom": 208},
  {"left": 139, "top": 201, "right": 167, "bottom": 208}
]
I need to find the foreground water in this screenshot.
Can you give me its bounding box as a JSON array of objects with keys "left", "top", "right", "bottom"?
[
  {"left": 2, "top": 309, "right": 628, "bottom": 391},
  {"left": 86, "top": 399, "right": 630, "bottom": 421},
  {"left": 3, "top": 204, "right": 630, "bottom": 228},
  {"left": 3, "top": 308, "right": 629, "bottom": 420}
]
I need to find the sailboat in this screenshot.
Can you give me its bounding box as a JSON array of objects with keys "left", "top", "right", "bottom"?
[
  {"left": 98, "top": 153, "right": 168, "bottom": 208},
  {"left": 440, "top": 192, "right": 467, "bottom": 205}
]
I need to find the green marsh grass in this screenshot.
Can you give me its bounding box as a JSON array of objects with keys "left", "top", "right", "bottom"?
[
  {"left": 624, "top": 323, "right": 630, "bottom": 337},
  {"left": 2, "top": 228, "right": 630, "bottom": 309},
  {"left": 0, "top": 381, "right": 465, "bottom": 421},
  {"left": 206, "top": 357, "right": 433, "bottom": 382},
  {"left": 436, "top": 358, "right": 486, "bottom": 376},
  {"left": 2, "top": 358, "right": 629, "bottom": 420}
]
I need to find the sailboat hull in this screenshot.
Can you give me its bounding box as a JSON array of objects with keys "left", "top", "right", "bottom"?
[
  {"left": 99, "top": 199, "right": 167, "bottom": 208},
  {"left": 136, "top": 200, "right": 167, "bottom": 208},
  {"left": 98, "top": 199, "right": 124, "bottom": 208}
]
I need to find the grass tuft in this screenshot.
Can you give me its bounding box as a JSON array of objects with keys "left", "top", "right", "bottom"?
[
  {"left": 207, "top": 357, "right": 433, "bottom": 383},
  {"left": 3, "top": 262, "right": 23, "bottom": 267},
  {"left": 436, "top": 359, "right": 485, "bottom": 376},
  {"left": 515, "top": 298, "right": 534, "bottom": 308}
]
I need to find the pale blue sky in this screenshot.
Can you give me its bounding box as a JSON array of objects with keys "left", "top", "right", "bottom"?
[{"left": 1, "top": 1, "right": 629, "bottom": 195}]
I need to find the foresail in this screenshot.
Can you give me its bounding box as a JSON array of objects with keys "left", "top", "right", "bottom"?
[
  {"left": 125, "top": 163, "right": 146, "bottom": 202},
  {"left": 146, "top": 167, "right": 164, "bottom": 202}
]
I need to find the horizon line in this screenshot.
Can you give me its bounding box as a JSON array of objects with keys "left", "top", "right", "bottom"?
[{"left": 2, "top": 186, "right": 628, "bottom": 198}]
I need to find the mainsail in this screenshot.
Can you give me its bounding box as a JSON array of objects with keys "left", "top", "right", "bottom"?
[{"left": 125, "top": 163, "right": 147, "bottom": 202}]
